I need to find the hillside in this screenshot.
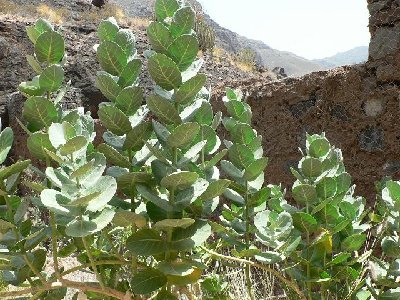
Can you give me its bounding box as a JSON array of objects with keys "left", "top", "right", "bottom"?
[
  {"left": 114, "top": 0, "right": 325, "bottom": 76},
  {"left": 313, "top": 46, "right": 369, "bottom": 68}
]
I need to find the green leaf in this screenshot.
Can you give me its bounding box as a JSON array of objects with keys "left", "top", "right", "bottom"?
[
  {"left": 26, "top": 26, "right": 41, "bottom": 44},
  {"left": 48, "top": 121, "right": 76, "bottom": 149},
  {"left": 341, "top": 234, "right": 366, "bottom": 252},
  {"left": 223, "top": 188, "right": 245, "bottom": 206},
  {"left": 127, "top": 228, "right": 166, "bottom": 256},
  {"left": 155, "top": 0, "right": 179, "bottom": 21},
  {"left": 0, "top": 128, "right": 13, "bottom": 164},
  {"left": 386, "top": 180, "right": 400, "bottom": 203},
  {"left": 228, "top": 144, "right": 254, "bottom": 169},
  {"left": 205, "top": 149, "right": 228, "bottom": 170},
  {"left": 116, "top": 61, "right": 141, "bottom": 90},
  {"left": 147, "top": 22, "right": 172, "bottom": 54},
  {"left": 336, "top": 172, "right": 352, "bottom": 194},
  {"left": 39, "top": 64, "right": 64, "bottom": 92},
  {"left": 309, "top": 138, "right": 330, "bottom": 158},
  {"left": 123, "top": 121, "right": 153, "bottom": 151},
  {"left": 114, "top": 29, "right": 136, "bottom": 56},
  {"left": 199, "top": 179, "right": 230, "bottom": 201},
  {"left": 59, "top": 136, "right": 87, "bottom": 156},
  {"left": 137, "top": 184, "right": 173, "bottom": 212},
  {"left": 19, "top": 76, "right": 46, "bottom": 96},
  {"left": 147, "top": 95, "right": 182, "bottom": 125},
  {"left": 161, "top": 171, "right": 198, "bottom": 190},
  {"left": 27, "top": 132, "right": 55, "bottom": 160},
  {"left": 97, "top": 41, "right": 127, "bottom": 76},
  {"left": 169, "top": 35, "right": 199, "bottom": 71},
  {"left": 116, "top": 86, "right": 143, "bottom": 115},
  {"left": 23, "top": 96, "right": 58, "bottom": 130},
  {"left": 65, "top": 208, "right": 115, "bottom": 237},
  {"left": 174, "top": 74, "right": 207, "bottom": 105},
  {"left": 96, "top": 72, "right": 122, "bottom": 102},
  {"left": 113, "top": 211, "right": 147, "bottom": 228},
  {"left": 225, "top": 100, "right": 252, "bottom": 124},
  {"left": 301, "top": 157, "right": 323, "bottom": 178},
  {"left": 244, "top": 157, "right": 269, "bottom": 181},
  {"left": 232, "top": 124, "right": 256, "bottom": 146},
  {"left": 194, "top": 125, "right": 219, "bottom": 154},
  {"left": 158, "top": 261, "right": 195, "bottom": 278},
  {"left": 292, "top": 212, "right": 318, "bottom": 233},
  {"left": 170, "top": 7, "right": 195, "bottom": 37},
  {"left": 35, "top": 31, "right": 65, "bottom": 63},
  {"left": 148, "top": 53, "right": 182, "bottom": 91},
  {"left": 97, "top": 17, "right": 119, "bottom": 41},
  {"left": 70, "top": 160, "right": 95, "bottom": 179},
  {"left": 117, "top": 172, "right": 152, "bottom": 191},
  {"left": 97, "top": 143, "right": 131, "bottom": 168},
  {"left": 131, "top": 268, "right": 167, "bottom": 295},
  {"left": 167, "top": 122, "right": 200, "bottom": 148},
  {"left": 316, "top": 177, "right": 337, "bottom": 199},
  {"left": 326, "top": 253, "right": 351, "bottom": 267},
  {"left": 154, "top": 218, "right": 195, "bottom": 230},
  {"left": 98, "top": 105, "right": 131, "bottom": 135},
  {"left": 170, "top": 220, "right": 211, "bottom": 251},
  {"left": 35, "top": 18, "right": 53, "bottom": 32},
  {"left": 27, "top": 55, "right": 43, "bottom": 74},
  {"left": 292, "top": 183, "right": 317, "bottom": 204},
  {"left": 194, "top": 102, "right": 213, "bottom": 125}
]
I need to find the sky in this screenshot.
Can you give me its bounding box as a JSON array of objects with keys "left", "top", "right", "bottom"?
[{"left": 196, "top": 0, "right": 370, "bottom": 60}]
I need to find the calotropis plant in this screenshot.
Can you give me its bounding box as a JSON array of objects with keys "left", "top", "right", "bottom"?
[
  {"left": 117, "top": 0, "right": 230, "bottom": 297},
  {"left": 213, "top": 88, "right": 293, "bottom": 300},
  {"left": 284, "top": 133, "right": 370, "bottom": 299},
  {"left": 357, "top": 180, "right": 400, "bottom": 299}
]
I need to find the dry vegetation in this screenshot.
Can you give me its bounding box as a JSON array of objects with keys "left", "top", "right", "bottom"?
[{"left": 0, "top": 0, "right": 149, "bottom": 29}]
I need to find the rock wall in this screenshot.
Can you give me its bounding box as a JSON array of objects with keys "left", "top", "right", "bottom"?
[{"left": 214, "top": 0, "right": 400, "bottom": 202}]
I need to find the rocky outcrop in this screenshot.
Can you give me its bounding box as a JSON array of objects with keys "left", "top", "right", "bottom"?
[{"left": 212, "top": 0, "right": 400, "bottom": 202}]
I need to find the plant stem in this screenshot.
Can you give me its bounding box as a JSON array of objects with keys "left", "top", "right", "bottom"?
[
  {"left": 50, "top": 212, "right": 60, "bottom": 279},
  {"left": 201, "top": 126, "right": 205, "bottom": 169},
  {"left": 306, "top": 202, "right": 312, "bottom": 300},
  {"left": 200, "top": 246, "right": 307, "bottom": 300},
  {"left": 82, "top": 236, "right": 106, "bottom": 290},
  {"left": 244, "top": 180, "right": 254, "bottom": 300},
  {"left": 0, "top": 279, "right": 129, "bottom": 300}
]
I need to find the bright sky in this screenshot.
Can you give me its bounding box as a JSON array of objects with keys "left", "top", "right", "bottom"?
[{"left": 197, "top": 0, "right": 370, "bottom": 60}]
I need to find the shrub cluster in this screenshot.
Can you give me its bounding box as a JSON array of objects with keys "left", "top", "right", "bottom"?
[{"left": 0, "top": 0, "right": 398, "bottom": 299}]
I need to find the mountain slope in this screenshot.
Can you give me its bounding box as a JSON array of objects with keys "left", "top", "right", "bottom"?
[
  {"left": 312, "top": 46, "right": 368, "bottom": 69},
  {"left": 114, "top": 0, "right": 324, "bottom": 77}
]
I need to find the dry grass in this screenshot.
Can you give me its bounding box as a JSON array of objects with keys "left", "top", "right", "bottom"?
[
  {"left": 36, "top": 4, "right": 67, "bottom": 24},
  {"left": 0, "top": 0, "right": 150, "bottom": 30},
  {"left": 84, "top": 3, "right": 125, "bottom": 23}
]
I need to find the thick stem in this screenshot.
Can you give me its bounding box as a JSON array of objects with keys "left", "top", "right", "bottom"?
[
  {"left": 50, "top": 212, "right": 60, "bottom": 279},
  {"left": 200, "top": 246, "right": 307, "bottom": 300},
  {"left": 0, "top": 279, "right": 129, "bottom": 300},
  {"left": 306, "top": 203, "right": 312, "bottom": 300},
  {"left": 244, "top": 180, "right": 254, "bottom": 300},
  {"left": 82, "top": 236, "right": 106, "bottom": 290}
]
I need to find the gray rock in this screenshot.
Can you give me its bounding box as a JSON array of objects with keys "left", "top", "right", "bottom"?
[
  {"left": 369, "top": 24, "right": 400, "bottom": 60},
  {"left": 359, "top": 126, "right": 384, "bottom": 152}
]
